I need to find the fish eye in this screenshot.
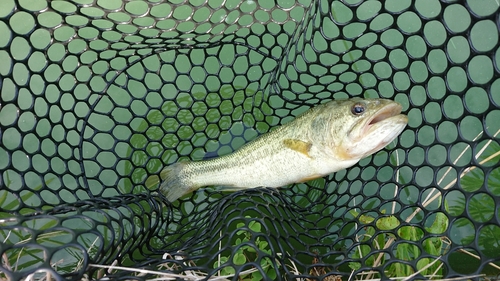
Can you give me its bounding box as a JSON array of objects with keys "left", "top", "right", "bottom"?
[{"left": 351, "top": 103, "right": 366, "bottom": 115}]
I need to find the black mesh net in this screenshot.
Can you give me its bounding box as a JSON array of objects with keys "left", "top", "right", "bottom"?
[{"left": 1, "top": 0, "right": 500, "bottom": 280}]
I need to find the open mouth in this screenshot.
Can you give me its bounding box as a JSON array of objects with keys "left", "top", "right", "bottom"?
[
  {"left": 359, "top": 102, "right": 407, "bottom": 138},
  {"left": 368, "top": 103, "right": 403, "bottom": 126}
]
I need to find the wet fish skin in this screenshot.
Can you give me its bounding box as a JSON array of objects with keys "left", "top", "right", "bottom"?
[{"left": 154, "top": 98, "right": 408, "bottom": 202}]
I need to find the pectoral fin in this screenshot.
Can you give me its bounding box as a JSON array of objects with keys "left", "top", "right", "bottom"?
[{"left": 283, "top": 139, "right": 312, "bottom": 158}]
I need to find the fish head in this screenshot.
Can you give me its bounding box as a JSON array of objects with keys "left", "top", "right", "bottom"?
[{"left": 326, "top": 98, "right": 408, "bottom": 160}]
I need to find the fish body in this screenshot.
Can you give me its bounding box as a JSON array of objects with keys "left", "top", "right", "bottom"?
[{"left": 155, "top": 98, "right": 408, "bottom": 202}]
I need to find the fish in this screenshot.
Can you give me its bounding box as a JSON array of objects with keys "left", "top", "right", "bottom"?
[{"left": 148, "top": 98, "right": 408, "bottom": 202}]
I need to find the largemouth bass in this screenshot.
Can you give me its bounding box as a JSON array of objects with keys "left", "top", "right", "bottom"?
[{"left": 150, "top": 98, "right": 408, "bottom": 202}]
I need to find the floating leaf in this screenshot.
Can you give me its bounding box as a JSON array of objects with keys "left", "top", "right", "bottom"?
[
  {"left": 349, "top": 210, "right": 375, "bottom": 224},
  {"left": 376, "top": 216, "right": 400, "bottom": 230},
  {"left": 426, "top": 212, "right": 449, "bottom": 234},
  {"left": 249, "top": 220, "right": 261, "bottom": 232},
  {"left": 233, "top": 252, "right": 246, "bottom": 265}
]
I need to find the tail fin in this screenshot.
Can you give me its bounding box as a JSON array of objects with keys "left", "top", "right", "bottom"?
[{"left": 158, "top": 162, "right": 194, "bottom": 202}]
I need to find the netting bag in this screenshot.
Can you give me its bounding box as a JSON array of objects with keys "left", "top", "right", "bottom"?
[{"left": 1, "top": 0, "right": 499, "bottom": 280}]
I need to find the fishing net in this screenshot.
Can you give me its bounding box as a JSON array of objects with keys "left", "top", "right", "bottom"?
[{"left": 1, "top": 0, "right": 499, "bottom": 280}]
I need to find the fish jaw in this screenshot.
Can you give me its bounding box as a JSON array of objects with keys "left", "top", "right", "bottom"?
[{"left": 340, "top": 101, "right": 408, "bottom": 160}]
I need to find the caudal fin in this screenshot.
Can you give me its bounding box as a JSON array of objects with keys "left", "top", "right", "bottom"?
[{"left": 158, "top": 162, "right": 195, "bottom": 202}]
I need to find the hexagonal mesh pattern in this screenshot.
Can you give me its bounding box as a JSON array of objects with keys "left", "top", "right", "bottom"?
[{"left": 1, "top": 0, "right": 499, "bottom": 280}]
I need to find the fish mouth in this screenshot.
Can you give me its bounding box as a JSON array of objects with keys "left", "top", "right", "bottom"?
[
  {"left": 356, "top": 101, "right": 408, "bottom": 155},
  {"left": 365, "top": 102, "right": 406, "bottom": 130},
  {"left": 347, "top": 101, "right": 408, "bottom": 141}
]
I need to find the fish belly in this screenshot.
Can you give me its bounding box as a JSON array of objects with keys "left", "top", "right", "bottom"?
[{"left": 189, "top": 146, "right": 357, "bottom": 189}]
